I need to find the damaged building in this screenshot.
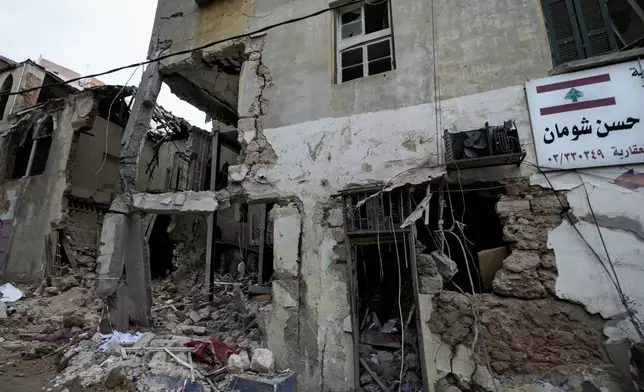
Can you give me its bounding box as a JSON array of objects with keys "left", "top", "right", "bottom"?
[{"left": 1, "top": 0, "right": 644, "bottom": 390}]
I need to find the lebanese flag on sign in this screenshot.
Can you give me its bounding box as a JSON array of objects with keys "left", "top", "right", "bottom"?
[{"left": 536, "top": 74, "right": 616, "bottom": 116}]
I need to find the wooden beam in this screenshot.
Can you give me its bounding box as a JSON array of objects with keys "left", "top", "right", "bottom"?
[
  {"left": 59, "top": 231, "right": 77, "bottom": 269},
  {"left": 359, "top": 357, "right": 390, "bottom": 392}
]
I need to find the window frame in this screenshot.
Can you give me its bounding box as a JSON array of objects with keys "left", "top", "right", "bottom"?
[{"left": 335, "top": 1, "right": 395, "bottom": 83}]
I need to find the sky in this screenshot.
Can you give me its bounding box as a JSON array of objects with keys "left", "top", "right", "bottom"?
[{"left": 0, "top": 0, "right": 209, "bottom": 129}]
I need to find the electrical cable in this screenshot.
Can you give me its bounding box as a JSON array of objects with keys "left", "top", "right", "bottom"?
[
  {"left": 93, "top": 65, "right": 141, "bottom": 175},
  {"left": 388, "top": 196, "right": 405, "bottom": 392},
  {"left": 574, "top": 170, "right": 644, "bottom": 339},
  {"left": 0, "top": 0, "right": 364, "bottom": 99},
  {"left": 523, "top": 161, "right": 644, "bottom": 340},
  {"left": 377, "top": 194, "right": 385, "bottom": 282}
]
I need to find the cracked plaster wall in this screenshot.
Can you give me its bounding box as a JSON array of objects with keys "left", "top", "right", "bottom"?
[
  {"left": 531, "top": 167, "right": 644, "bottom": 344},
  {"left": 147, "top": 1, "right": 575, "bottom": 391},
  {"left": 3, "top": 93, "right": 95, "bottom": 282},
  {"left": 224, "top": 86, "right": 537, "bottom": 392}
]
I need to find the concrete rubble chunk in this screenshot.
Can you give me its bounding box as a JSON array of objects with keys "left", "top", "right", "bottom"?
[
  {"left": 229, "top": 164, "right": 250, "bottom": 183},
  {"left": 431, "top": 251, "right": 458, "bottom": 281},
  {"left": 250, "top": 348, "right": 275, "bottom": 374},
  {"left": 416, "top": 253, "right": 438, "bottom": 276},
  {"left": 496, "top": 199, "right": 531, "bottom": 214},
  {"left": 502, "top": 251, "right": 540, "bottom": 273},
  {"left": 228, "top": 350, "right": 251, "bottom": 373},
  {"left": 187, "top": 310, "right": 202, "bottom": 323},
  {"left": 132, "top": 332, "right": 156, "bottom": 348},
  {"left": 419, "top": 274, "right": 443, "bottom": 295},
  {"left": 105, "top": 366, "right": 125, "bottom": 389}
]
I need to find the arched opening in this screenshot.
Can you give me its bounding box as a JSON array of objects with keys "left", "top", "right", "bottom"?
[{"left": 0, "top": 74, "right": 13, "bottom": 120}]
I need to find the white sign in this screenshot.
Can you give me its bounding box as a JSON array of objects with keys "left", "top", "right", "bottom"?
[{"left": 526, "top": 60, "right": 644, "bottom": 169}]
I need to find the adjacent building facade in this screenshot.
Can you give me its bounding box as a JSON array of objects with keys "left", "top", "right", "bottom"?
[{"left": 2, "top": 0, "right": 644, "bottom": 391}]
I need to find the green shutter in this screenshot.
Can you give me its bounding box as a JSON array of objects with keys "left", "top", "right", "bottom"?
[
  {"left": 542, "top": 0, "right": 585, "bottom": 66},
  {"left": 572, "top": 0, "right": 618, "bottom": 57}
]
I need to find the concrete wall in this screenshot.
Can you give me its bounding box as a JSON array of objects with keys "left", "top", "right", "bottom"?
[
  {"left": 3, "top": 92, "right": 95, "bottom": 282},
  {"left": 531, "top": 166, "right": 644, "bottom": 343},
  {"left": 70, "top": 116, "right": 123, "bottom": 204},
  {"left": 136, "top": 139, "right": 188, "bottom": 193},
  {"left": 153, "top": 0, "right": 551, "bottom": 127},
  {"left": 0, "top": 62, "right": 47, "bottom": 121},
  {"left": 70, "top": 116, "right": 192, "bottom": 203}
]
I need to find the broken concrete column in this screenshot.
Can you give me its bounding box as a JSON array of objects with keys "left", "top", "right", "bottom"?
[
  {"left": 118, "top": 62, "right": 163, "bottom": 194},
  {"left": 95, "top": 61, "right": 162, "bottom": 330},
  {"left": 124, "top": 214, "right": 152, "bottom": 326},
  {"left": 96, "top": 213, "right": 129, "bottom": 297},
  {"left": 267, "top": 204, "right": 301, "bottom": 371},
  {"left": 272, "top": 204, "right": 301, "bottom": 279}
]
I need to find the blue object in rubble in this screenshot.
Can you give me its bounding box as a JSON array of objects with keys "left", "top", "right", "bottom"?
[{"left": 229, "top": 372, "right": 297, "bottom": 392}]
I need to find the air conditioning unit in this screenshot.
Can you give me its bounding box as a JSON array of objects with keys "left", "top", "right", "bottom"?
[{"left": 444, "top": 120, "right": 526, "bottom": 170}]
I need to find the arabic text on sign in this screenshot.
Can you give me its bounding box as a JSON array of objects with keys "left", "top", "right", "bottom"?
[{"left": 543, "top": 117, "right": 640, "bottom": 145}]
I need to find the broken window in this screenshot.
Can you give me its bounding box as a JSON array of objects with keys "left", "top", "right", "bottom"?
[
  {"left": 169, "top": 152, "right": 191, "bottom": 191},
  {"left": 11, "top": 116, "right": 54, "bottom": 179},
  {"left": 336, "top": 0, "right": 395, "bottom": 83},
  {"left": 542, "top": 0, "right": 644, "bottom": 66},
  {"left": 410, "top": 184, "right": 507, "bottom": 293},
  {"left": 0, "top": 74, "right": 13, "bottom": 120}
]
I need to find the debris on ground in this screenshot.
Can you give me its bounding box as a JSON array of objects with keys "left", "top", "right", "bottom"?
[{"left": 0, "top": 270, "right": 278, "bottom": 391}]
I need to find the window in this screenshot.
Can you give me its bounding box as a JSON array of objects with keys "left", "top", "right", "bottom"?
[
  {"left": 542, "top": 0, "right": 644, "bottom": 66},
  {"left": 336, "top": 0, "right": 394, "bottom": 83},
  {"left": 0, "top": 74, "right": 13, "bottom": 120},
  {"left": 11, "top": 116, "right": 54, "bottom": 179}
]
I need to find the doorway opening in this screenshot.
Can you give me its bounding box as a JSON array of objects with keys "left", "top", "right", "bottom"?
[
  {"left": 148, "top": 215, "right": 175, "bottom": 280},
  {"left": 354, "top": 235, "right": 423, "bottom": 391}
]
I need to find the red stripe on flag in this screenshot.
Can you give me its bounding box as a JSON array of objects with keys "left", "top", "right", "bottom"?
[
  {"left": 536, "top": 74, "right": 611, "bottom": 93},
  {"left": 540, "top": 97, "right": 616, "bottom": 116}
]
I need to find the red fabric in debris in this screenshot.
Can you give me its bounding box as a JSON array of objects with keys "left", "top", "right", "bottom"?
[{"left": 185, "top": 337, "right": 235, "bottom": 364}]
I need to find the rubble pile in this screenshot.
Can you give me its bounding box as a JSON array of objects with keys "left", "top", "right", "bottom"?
[
  {"left": 358, "top": 289, "right": 422, "bottom": 391},
  {"left": 0, "top": 269, "right": 279, "bottom": 391},
  {"left": 0, "top": 282, "right": 102, "bottom": 353},
  {"left": 151, "top": 270, "right": 267, "bottom": 351}
]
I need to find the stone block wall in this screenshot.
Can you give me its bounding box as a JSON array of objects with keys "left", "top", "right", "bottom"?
[{"left": 422, "top": 181, "right": 622, "bottom": 391}]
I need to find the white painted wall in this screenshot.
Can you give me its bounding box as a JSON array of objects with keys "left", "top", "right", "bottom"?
[
  {"left": 257, "top": 85, "right": 538, "bottom": 388},
  {"left": 263, "top": 85, "right": 536, "bottom": 195},
  {"left": 532, "top": 166, "right": 644, "bottom": 342}
]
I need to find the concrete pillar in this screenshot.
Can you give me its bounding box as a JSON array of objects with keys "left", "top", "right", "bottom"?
[
  {"left": 96, "top": 62, "right": 162, "bottom": 330},
  {"left": 124, "top": 214, "right": 152, "bottom": 327},
  {"left": 96, "top": 213, "right": 129, "bottom": 297},
  {"left": 267, "top": 204, "right": 301, "bottom": 370},
  {"left": 118, "top": 62, "right": 163, "bottom": 194}
]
